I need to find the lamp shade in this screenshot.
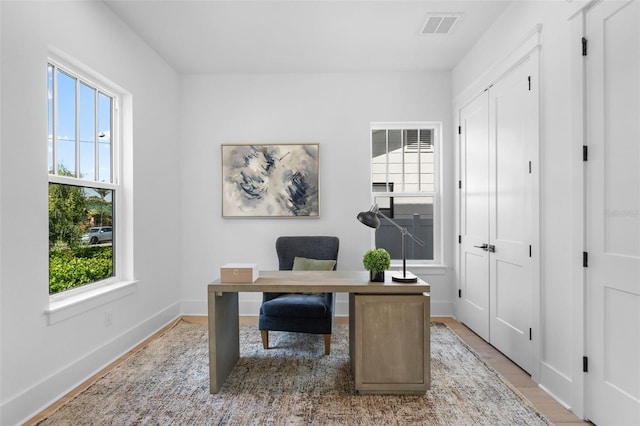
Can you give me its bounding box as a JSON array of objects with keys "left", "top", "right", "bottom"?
[{"left": 357, "top": 210, "right": 381, "bottom": 229}]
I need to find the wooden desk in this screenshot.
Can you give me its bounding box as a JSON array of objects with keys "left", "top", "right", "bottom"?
[{"left": 207, "top": 270, "right": 430, "bottom": 394}]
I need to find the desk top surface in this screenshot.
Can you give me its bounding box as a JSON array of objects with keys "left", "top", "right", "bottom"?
[{"left": 209, "top": 270, "right": 430, "bottom": 294}]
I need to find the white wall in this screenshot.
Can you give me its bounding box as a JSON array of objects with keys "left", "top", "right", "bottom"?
[
  {"left": 452, "top": 1, "right": 581, "bottom": 414},
  {"left": 0, "top": 2, "right": 181, "bottom": 425},
  {"left": 179, "top": 72, "right": 456, "bottom": 317}
]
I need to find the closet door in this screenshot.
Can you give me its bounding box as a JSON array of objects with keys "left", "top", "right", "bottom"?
[
  {"left": 458, "top": 91, "right": 491, "bottom": 341},
  {"left": 488, "top": 55, "right": 537, "bottom": 374},
  {"left": 457, "top": 51, "right": 538, "bottom": 375},
  {"left": 585, "top": 1, "right": 640, "bottom": 424}
]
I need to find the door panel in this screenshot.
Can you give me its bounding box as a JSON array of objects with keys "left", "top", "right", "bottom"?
[
  {"left": 586, "top": 1, "right": 640, "bottom": 424},
  {"left": 489, "top": 55, "right": 536, "bottom": 374},
  {"left": 458, "top": 52, "right": 538, "bottom": 374},
  {"left": 458, "top": 91, "right": 490, "bottom": 341}
]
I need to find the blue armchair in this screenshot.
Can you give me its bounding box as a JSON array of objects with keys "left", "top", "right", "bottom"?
[{"left": 258, "top": 236, "right": 339, "bottom": 355}]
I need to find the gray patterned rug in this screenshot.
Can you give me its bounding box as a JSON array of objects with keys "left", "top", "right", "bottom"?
[{"left": 37, "top": 321, "right": 551, "bottom": 425}]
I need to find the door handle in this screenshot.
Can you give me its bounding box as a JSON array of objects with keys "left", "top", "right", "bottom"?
[{"left": 473, "top": 243, "right": 495, "bottom": 252}]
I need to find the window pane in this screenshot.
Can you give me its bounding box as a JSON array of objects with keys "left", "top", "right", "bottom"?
[
  {"left": 98, "top": 93, "right": 112, "bottom": 183},
  {"left": 79, "top": 82, "right": 96, "bottom": 180},
  {"left": 56, "top": 70, "right": 76, "bottom": 176},
  {"left": 48, "top": 64, "right": 54, "bottom": 173},
  {"left": 372, "top": 129, "right": 387, "bottom": 159},
  {"left": 388, "top": 130, "right": 402, "bottom": 152},
  {"left": 48, "top": 183, "right": 114, "bottom": 294},
  {"left": 373, "top": 195, "right": 433, "bottom": 260}
]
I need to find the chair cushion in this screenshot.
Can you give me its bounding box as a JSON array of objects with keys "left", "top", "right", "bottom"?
[
  {"left": 292, "top": 256, "right": 336, "bottom": 271},
  {"left": 261, "top": 293, "right": 328, "bottom": 318}
]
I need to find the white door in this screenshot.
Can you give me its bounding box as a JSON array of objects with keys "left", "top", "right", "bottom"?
[
  {"left": 458, "top": 53, "right": 538, "bottom": 374},
  {"left": 586, "top": 1, "right": 640, "bottom": 424},
  {"left": 488, "top": 55, "right": 537, "bottom": 374},
  {"left": 459, "top": 91, "right": 491, "bottom": 341}
]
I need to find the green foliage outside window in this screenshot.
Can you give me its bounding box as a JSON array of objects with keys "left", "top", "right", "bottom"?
[
  {"left": 49, "top": 177, "right": 88, "bottom": 250},
  {"left": 49, "top": 246, "right": 113, "bottom": 294},
  {"left": 48, "top": 168, "right": 114, "bottom": 294}
]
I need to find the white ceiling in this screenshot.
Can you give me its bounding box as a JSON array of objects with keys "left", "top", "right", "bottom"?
[{"left": 104, "top": 0, "right": 512, "bottom": 74}]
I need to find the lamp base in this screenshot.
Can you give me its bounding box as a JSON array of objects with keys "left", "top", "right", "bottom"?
[{"left": 391, "top": 272, "right": 418, "bottom": 283}]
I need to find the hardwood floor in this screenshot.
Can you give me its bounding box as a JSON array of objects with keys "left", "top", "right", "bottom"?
[
  {"left": 26, "top": 315, "right": 590, "bottom": 425},
  {"left": 436, "top": 317, "right": 591, "bottom": 426}
]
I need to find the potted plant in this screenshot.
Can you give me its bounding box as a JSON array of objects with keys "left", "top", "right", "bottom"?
[{"left": 362, "top": 248, "right": 391, "bottom": 282}]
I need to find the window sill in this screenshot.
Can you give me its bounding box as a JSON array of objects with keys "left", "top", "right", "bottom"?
[
  {"left": 389, "top": 264, "right": 448, "bottom": 276},
  {"left": 46, "top": 280, "right": 138, "bottom": 325}
]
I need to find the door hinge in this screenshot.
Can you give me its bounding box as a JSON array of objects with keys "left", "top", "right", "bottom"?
[
  {"left": 458, "top": 235, "right": 462, "bottom": 244},
  {"left": 458, "top": 289, "right": 462, "bottom": 298},
  {"left": 583, "top": 145, "right": 588, "bottom": 161},
  {"left": 458, "top": 125, "right": 462, "bottom": 135},
  {"left": 528, "top": 76, "right": 531, "bottom": 91},
  {"left": 458, "top": 180, "right": 462, "bottom": 189},
  {"left": 583, "top": 356, "right": 589, "bottom": 373},
  {"left": 529, "top": 245, "right": 532, "bottom": 257},
  {"left": 583, "top": 251, "right": 588, "bottom": 268},
  {"left": 529, "top": 328, "right": 532, "bottom": 341},
  {"left": 582, "top": 37, "right": 588, "bottom": 56},
  {"left": 528, "top": 161, "right": 532, "bottom": 174}
]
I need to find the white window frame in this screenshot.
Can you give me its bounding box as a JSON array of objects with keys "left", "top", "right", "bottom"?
[
  {"left": 369, "top": 121, "right": 443, "bottom": 267},
  {"left": 47, "top": 54, "right": 135, "bottom": 322}
]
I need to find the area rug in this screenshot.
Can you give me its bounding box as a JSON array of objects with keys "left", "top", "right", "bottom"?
[{"left": 36, "top": 321, "right": 551, "bottom": 425}]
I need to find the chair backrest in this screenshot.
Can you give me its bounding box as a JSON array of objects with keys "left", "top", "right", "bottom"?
[{"left": 276, "top": 236, "right": 339, "bottom": 270}]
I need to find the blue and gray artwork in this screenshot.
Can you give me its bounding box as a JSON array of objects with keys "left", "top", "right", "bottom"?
[{"left": 222, "top": 144, "right": 319, "bottom": 217}]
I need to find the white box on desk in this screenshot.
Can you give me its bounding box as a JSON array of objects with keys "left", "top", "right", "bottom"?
[{"left": 220, "top": 263, "right": 259, "bottom": 283}]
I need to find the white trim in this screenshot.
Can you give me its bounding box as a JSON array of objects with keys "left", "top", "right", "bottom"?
[
  {"left": 47, "top": 280, "right": 138, "bottom": 325},
  {"left": 453, "top": 24, "right": 543, "bottom": 109},
  {"left": 368, "top": 121, "right": 444, "bottom": 265},
  {"left": 47, "top": 49, "right": 122, "bottom": 101},
  {"left": 7, "top": 304, "right": 180, "bottom": 426},
  {"left": 539, "top": 361, "right": 575, "bottom": 411},
  {"left": 47, "top": 53, "right": 129, "bottom": 302},
  {"left": 371, "top": 121, "right": 442, "bottom": 130},
  {"left": 48, "top": 174, "right": 117, "bottom": 191},
  {"left": 453, "top": 22, "right": 543, "bottom": 389},
  {"left": 567, "top": 0, "right": 601, "bottom": 20},
  {"left": 568, "top": 6, "right": 588, "bottom": 419}
]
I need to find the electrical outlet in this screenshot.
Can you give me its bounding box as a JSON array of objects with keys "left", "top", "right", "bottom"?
[{"left": 104, "top": 310, "right": 113, "bottom": 327}]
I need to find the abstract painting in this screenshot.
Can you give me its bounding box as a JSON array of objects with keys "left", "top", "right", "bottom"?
[{"left": 221, "top": 144, "right": 319, "bottom": 217}]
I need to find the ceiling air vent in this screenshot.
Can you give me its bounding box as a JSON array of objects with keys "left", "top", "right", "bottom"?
[{"left": 420, "top": 13, "right": 463, "bottom": 35}]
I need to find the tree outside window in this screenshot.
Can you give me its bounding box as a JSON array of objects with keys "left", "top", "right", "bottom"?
[{"left": 48, "top": 62, "right": 117, "bottom": 294}]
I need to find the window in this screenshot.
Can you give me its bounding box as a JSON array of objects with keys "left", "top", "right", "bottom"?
[
  {"left": 48, "top": 61, "right": 119, "bottom": 295},
  {"left": 370, "top": 122, "right": 441, "bottom": 264}
]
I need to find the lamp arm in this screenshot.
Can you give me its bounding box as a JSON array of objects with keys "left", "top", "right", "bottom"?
[{"left": 374, "top": 207, "right": 426, "bottom": 247}]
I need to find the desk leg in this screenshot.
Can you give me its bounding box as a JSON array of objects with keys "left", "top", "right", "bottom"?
[
  {"left": 208, "top": 291, "right": 239, "bottom": 393},
  {"left": 349, "top": 293, "right": 355, "bottom": 376}
]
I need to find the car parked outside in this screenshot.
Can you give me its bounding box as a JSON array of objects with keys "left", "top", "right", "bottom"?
[{"left": 81, "top": 226, "right": 113, "bottom": 244}]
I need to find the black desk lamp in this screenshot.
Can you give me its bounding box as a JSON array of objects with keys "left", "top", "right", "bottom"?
[{"left": 357, "top": 205, "right": 425, "bottom": 283}]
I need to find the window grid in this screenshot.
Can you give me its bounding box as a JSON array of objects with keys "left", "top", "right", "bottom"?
[
  {"left": 49, "top": 63, "right": 114, "bottom": 184},
  {"left": 48, "top": 58, "right": 120, "bottom": 296},
  {"left": 370, "top": 123, "right": 440, "bottom": 263},
  {"left": 372, "top": 128, "right": 435, "bottom": 194}
]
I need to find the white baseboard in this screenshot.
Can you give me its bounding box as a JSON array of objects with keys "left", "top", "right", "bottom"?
[
  {"left": 539, "top": 361, "right": 574, "bottom": 411},
  {"left": 430, "top": 301, "right": 454, "bottom": 317},
  {"left": 3, "top": 303, "right": 181, "bottom": 426}
]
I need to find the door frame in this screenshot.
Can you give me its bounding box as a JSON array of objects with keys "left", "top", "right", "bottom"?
[
  {"left": 454, "top": 25, "right": 542, "bottom": 383},
  {"left": 572, "top": 0, "right": 640, "bottom": 422},
  {"left": 566, "top": 0, "right": 606, "bottom": 419}
]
